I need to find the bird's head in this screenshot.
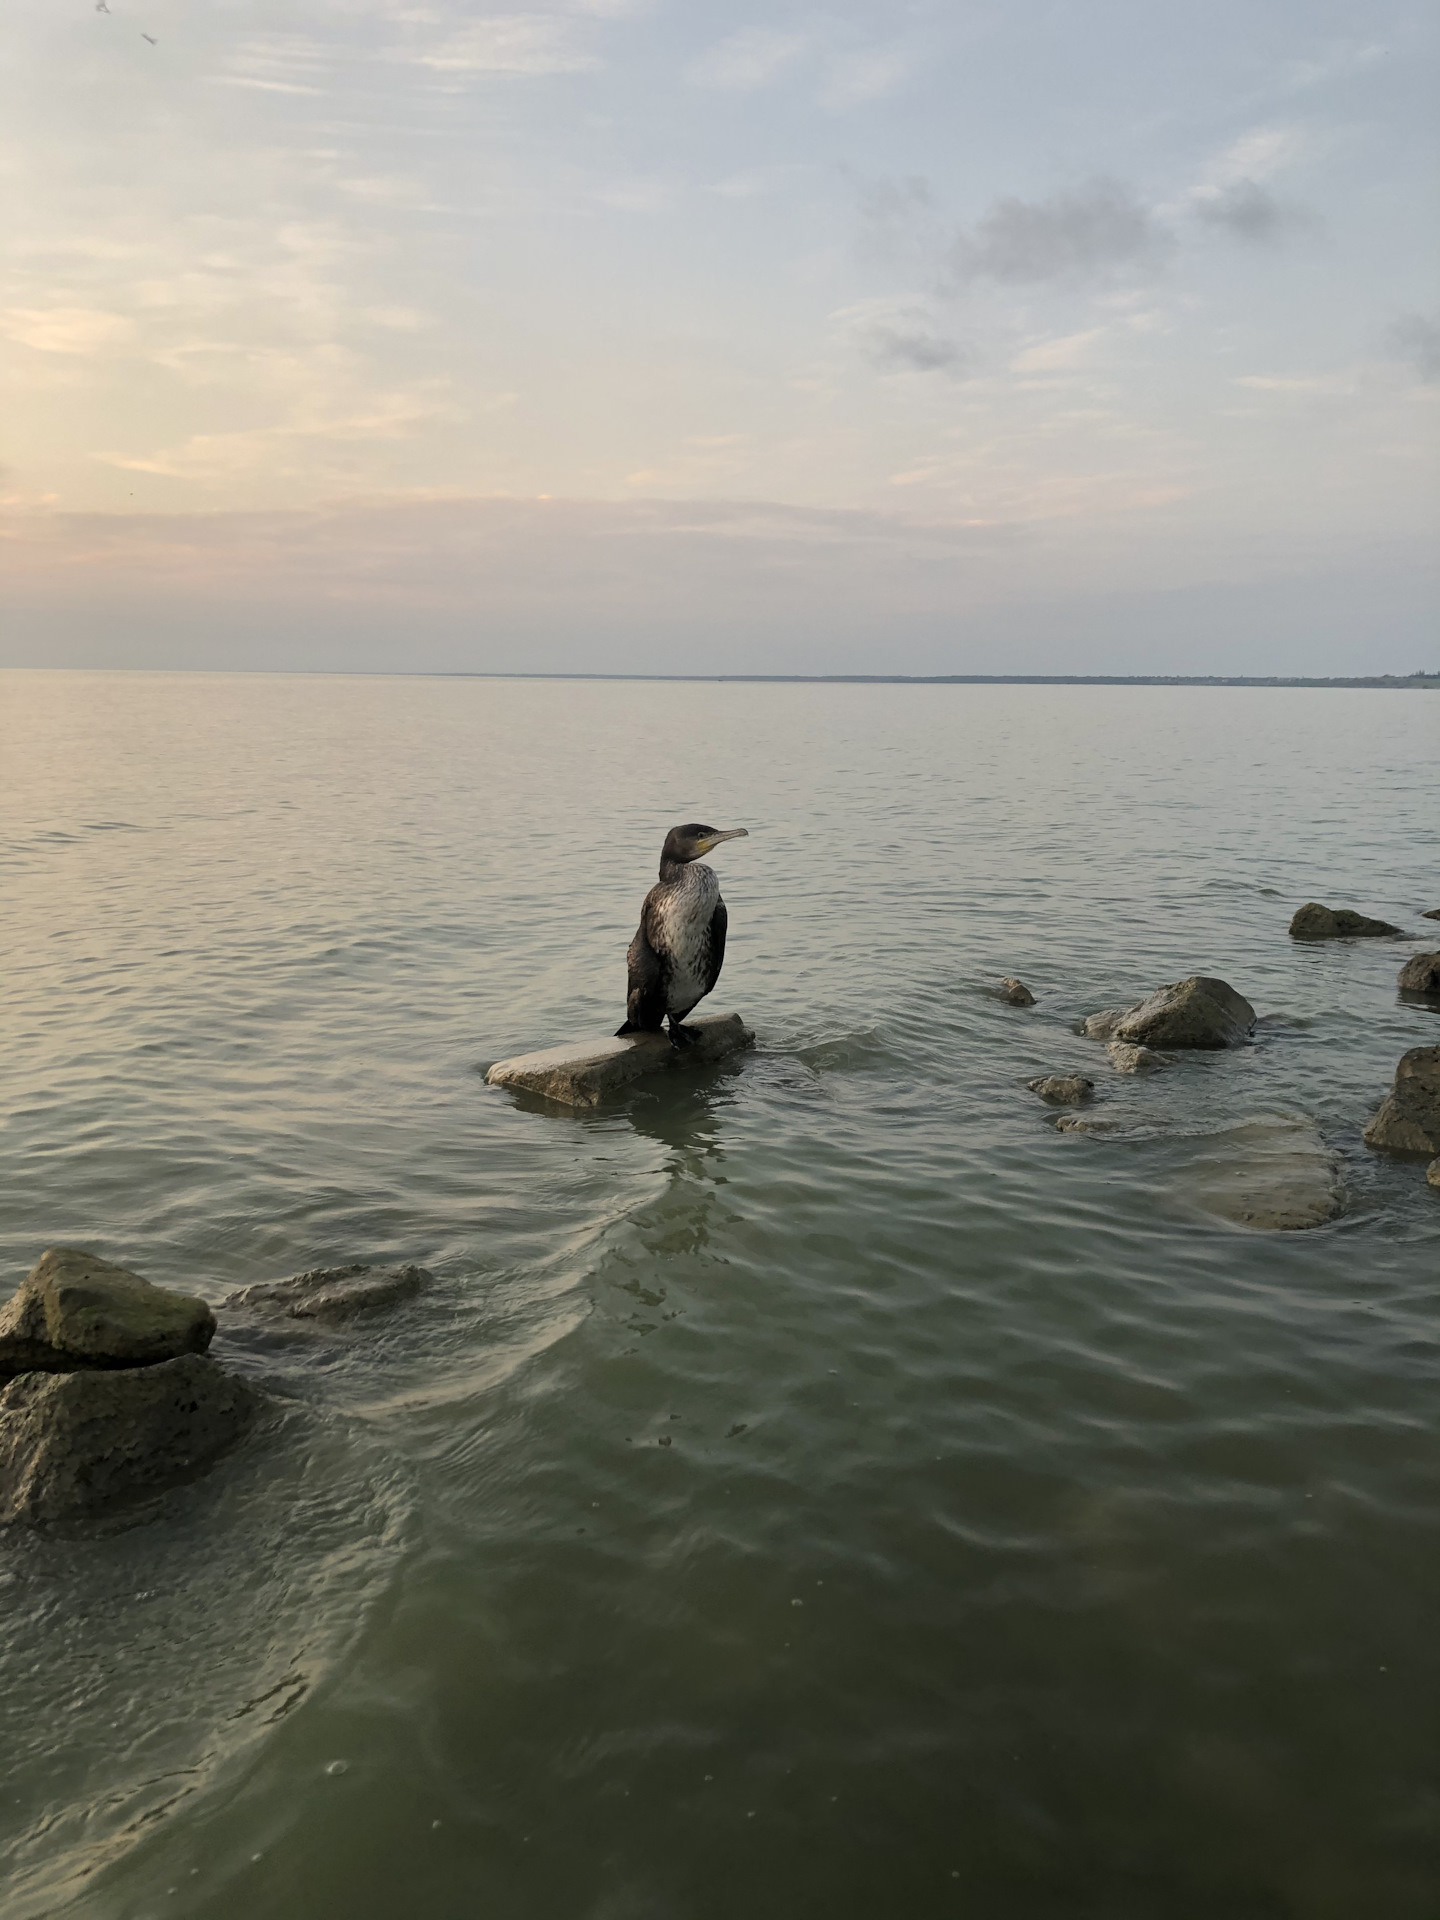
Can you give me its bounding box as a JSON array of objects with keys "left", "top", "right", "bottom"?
[{"left": 660, "top": 823, "right": 749, "bottom": 868}]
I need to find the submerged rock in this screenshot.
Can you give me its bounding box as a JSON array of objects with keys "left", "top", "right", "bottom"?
[
  {"left": 224, "top": 1262, "right": 431, "bottom": 1322},
  {"left": 1180, "top": 1117, "right": 1342, "bottom": 1231},
  {"left": 1054, "top": 1114, "right": 1127, "bottom": 1134},
  {"left": 1289, "top": 902, "right": 1403, "bottom": 939},
  {"left": 1028, "top": 1074, "right": 1094, "bottom": 1106},
  {"left": 0, "top": 1354, "right": 260, "bottom": 1526},
  {"left": 1397, "top": 952, "right": 1440, "bottom": 1000},
  {"left": 1429, "top": 1158, "right": 1440, "bottom": 1191},
  {"left": 1093, "top": 976, "right": 1255, "bottom": 1051},
  {"left": 1106, "top": 1041, "right": 1166, "bottom": 1074},
  {"left": 1362, "top": 1046, "right": 1440, "bottom": 1157},
  {"left": 997, "top": 977, "right": 1036, "bottom": 1007},
  {"left": 0, "top": 1248, "right": 215, "bottom": 1379},
  {"left": 1425, "top": 909, "right": 1440, "bottom": 922}
]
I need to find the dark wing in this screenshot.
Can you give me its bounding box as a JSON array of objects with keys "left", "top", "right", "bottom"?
[
  {"left": 701, "top": 894, "right": 728, "bottom": 998},
  {"left": 616, "top": 891, "right": 667, "bottom": 1034}
]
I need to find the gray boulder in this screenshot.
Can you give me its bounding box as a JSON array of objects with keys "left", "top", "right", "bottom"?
[
  {"left": 1106, "top": 1041, "right": 1166, "bottom": 1073},
  {"left": 224, "top": 1262, "right": 431, "bottom": 1322},
  {"left": 1097, "top": 976, "right": 1255, "bottom": 1051},
  {"left": 1180, "top": 1117, "right": 1342, "bottom": 1231},
  {"left": 1422, "top": 909, "right": 1440, "bottom": 922},
  {"left": 1289, "top": 902, "right": 1403, "bottom": 939},
  {"left": 486, "top": 1012, "right": 754, "bottom": 1109},
  {"left": 997, "top": 977, "right": 1035, "bottom": 1006},
  {"left": 1083, "top": 1009, "right": 1124, "bottom": 1039},
  {"left": 1363, "top": 1046, "right": 1440, "bottom": 1156},
  {"left": 1428, "top": 1158, "right": 1440, "bottom": 1191},
  {"left": 1397, "top": 952, "right": 1440, "bottom": 999},
  {"left": 0, "top": 1248, "right": 215, "bottom": 1379},
  {"left": 1028, "top": 1074, "right": 1094, "bottom": 1106},
  {"left": 0, "top": 1354, "right": 260, "bottom": 1525}
]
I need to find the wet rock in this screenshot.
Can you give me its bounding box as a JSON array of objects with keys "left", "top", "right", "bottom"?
[
  {"left": 1425, "top": 909, "right": 1440, "bottom": 922},
  {"left": 1101, "top": 976, "right": 1255, "bottom": 1051},
  {"left": 0, "top": 1354, "right": 260, "bottom": 1526},
  {"left": 486, "top": 1012, "right": 754, "bottom": 1109},
  {"left": 1028, "top": 1074, "right": 1094, "bottom": 1106},
  {"left": 224, "top": 1263, "right": 431, "bottom": 1321},
  {"left": 1083, "top": 1009, "right": 1125, "bottom": 1039},
  {"left": 0, "top": 1248, "right": 215, "bottom": 1380},
  {"left": 1289, "top": 902, "right": 1403, "bottom": 939},
  {"left": 1054, "top": 1114, "right": 1126, "bottom": 1134},
  {"left": 997, "top": 977, "right": 1035, "bottom": 1006},
  {"left": 1362, "top": 1045, "right": 1440, "bottom": 1157},
  {"left": 1179, "top": 1116, "right": 1342, "bottom": 1231},
  {"left": 1397, "top": 952, "right": 1440, "bottom": 1000},
  {"left": 1428, "top": 1158, "right": 1440, "bottom": 1191},
  {"left": 1106, "top": 1041, "right": 1166, "bottom": 1073}
]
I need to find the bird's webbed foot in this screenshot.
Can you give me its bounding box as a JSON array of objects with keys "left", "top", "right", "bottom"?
[{"left": 667, "top": 1022, "right": 700, "bottom": 1049}]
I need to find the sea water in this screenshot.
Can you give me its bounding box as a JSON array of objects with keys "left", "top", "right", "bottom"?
[{"left": 1, "top": 670, "right": 1437, "bottom": 1919}]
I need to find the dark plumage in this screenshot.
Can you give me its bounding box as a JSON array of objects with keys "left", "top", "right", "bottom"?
[{"left": 617, "top": 822, "right": 749, "bottom": 1045}]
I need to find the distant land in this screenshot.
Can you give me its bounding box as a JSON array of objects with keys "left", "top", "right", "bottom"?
[{"left": 456, "top": 673, "right": 1440, "bottom": 689}]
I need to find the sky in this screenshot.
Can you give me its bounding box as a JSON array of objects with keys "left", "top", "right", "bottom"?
[{"left": 1, "top": 0, "right": 1437, "bottom": 674}]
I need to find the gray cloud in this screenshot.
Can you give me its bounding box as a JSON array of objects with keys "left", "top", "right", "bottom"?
[
  {"left": 953, "top": 179, "right": 1169, "bottom": 285},
  {"left": 1392, "top": 312, "right": 1440, "bottom": 382},
  {"left": 864, "top": 324, "right": 963, "bottom": 372},
  {"left": 1194, "top": 179, "right": 1308, "bottom": 243}
]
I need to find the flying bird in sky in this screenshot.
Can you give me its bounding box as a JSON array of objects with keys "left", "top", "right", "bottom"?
[
  {"left": 95, "top": 1, "right": 109, "bottom": 12},
  {"left": 141, "top": 31, "right": 157, "bottom": 43}
]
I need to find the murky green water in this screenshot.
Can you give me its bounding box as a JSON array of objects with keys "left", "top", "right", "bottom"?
[{"left": 2, "top": 671, "right": 1437, "bottom": 1920}]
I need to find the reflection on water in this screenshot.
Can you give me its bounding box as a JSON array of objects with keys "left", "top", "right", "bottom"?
[{"left": 1, "top": 671, "right": 1438, "bottom": 1919}]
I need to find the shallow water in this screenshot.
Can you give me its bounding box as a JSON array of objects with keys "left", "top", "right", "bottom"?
[{"left": 1, "top": 670, "right": 1437, "bottom": 1920}]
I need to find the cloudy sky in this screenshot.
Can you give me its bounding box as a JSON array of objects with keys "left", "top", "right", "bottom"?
[{"left": 2, "top": 0, "right": 1436, "bottom": 673}]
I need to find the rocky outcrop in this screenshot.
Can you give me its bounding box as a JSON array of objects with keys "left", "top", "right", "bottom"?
[
  {"left": 0, "top": 1248, "right": 215, "bottom": 1379},
  {"left": 1428, "top": 1158, "right": 1440, "bottom": 1191},
  {"left": 997, "top": 977, "right": 1035, "bottom": 1006},
  {"left": 1028, "top": 1074, "right": 1094, "bottom": 1105},
  {"left": 1363, "top": 1046, "right": 1440, "bottom": 1156},
  {"left": 1106, "top": 1041, "right": 1165, "bottom": 1073},
  {"left": 0, "top": 1355, "right": 260, "bottom": 1525},
  {"left": 1289, "top": 903, "right": 1403, "bottom": 939},
  {"left": 225, "top": 1263, "right": 431, "bottom": 1321},
  {"left": 1397, "top": 952, "right": 1440, "bottom": 999},
  {"left": 1180, "top": 1117, "right": 1342, "bottom": 1231},
  {"left": 486, "top": 1012, "right": 754, "bottom": 1108},
  {"left": 1424, "top": 909, "right": 1440, "bottom": 922},
  {"left": 1086, "top": 976, "right": 1255, "bottom": 1051}
]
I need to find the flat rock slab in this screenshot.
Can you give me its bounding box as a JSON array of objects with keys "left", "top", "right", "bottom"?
[
  {"left": 1289, "top": 902, "right": 1403, "bottom": 939},
  {"left": 486, "top": 1013, "right": 755, "bottom": 1109},
  {"left": 0, "top": 1247, "right": 215, "bottom": 1379},
  {"left": 1107, "top": 1041, "right": 1167, "bottom": 1073},
  {"left": 224, "top": 1263, "right": 431, "bottom": 1321},
  {"left": 1179, "top": 1117, "right": 1343, "bottom": 1231},
  {"left": 1363, "top": 1045, "right": 1440, "bottom": 1156},
  {"left": 0, "top": 1354, "right": 260, "bottom": 1525}
]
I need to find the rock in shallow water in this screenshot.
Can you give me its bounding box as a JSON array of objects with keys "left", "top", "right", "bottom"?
[
  {"left": 1028, "top": 1074, "right": 1094, "bottom": 1106},
  {"left": 1428, "top": 1158, "right": 1440, "bottom": 1191},
  {"left": 1362, "top": 1046, "right": 1440, "bottom": 1157},
  {"left": 1089, "top": 976, "right": 1255, "bottom": 1051},
  {"left": 0, "top": 1248, "right": 215, "bottom": 1379},
  {"left": 1106, "top": 1041, "right": 1166, "bottom": 1073},
  {"left": 1179, "top": 1117, "right": 1343, "bottom": 1231},
  {"left": 0, "top": 1354, "right": 260, "bottom": 1525},
  {"left": 997, "top": 977, "right": 1035, "bottom": 1006},
  {"left": 1289, "top": 902, "right": 1403, "bottom": 939},
  {"left": 485, "top": 1012, "right": 754, "bottom": 1108},
  {"left": 224, "top": 1263, "right": 431, "bottom": 1321},
  {"left": 1397, "top": 952, "right": 1440, "bottom": 1000}
]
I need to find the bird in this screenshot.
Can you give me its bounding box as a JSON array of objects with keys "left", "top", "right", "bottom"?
[
  {"left": 95, "top": 2, "right": 110, "bottom": 13},
  {"left": 141, "top": 31, "right": 157, "bottom": 42},
  {"left": 616, "top": 823, "right": 749, "bottom": 1046}
]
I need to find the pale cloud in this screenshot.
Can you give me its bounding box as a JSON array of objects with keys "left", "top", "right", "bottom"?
[
  {"left": 821, "top": 46, "right": 912, "bottom": 110},
  {"left": 1391, "top": 313, "right": 1440, "bottom": 383},
  {"left": 1010, "top": 329, "right": 1107, "bottom": 373},
  {"left": 405, "top": 15, "right": 599, "bottom": 74},
  {"left": 1207, "top": 126, "right": 1306, "bottom": 187},
  {"left": 1, "top": 308, "right": 133, "bottom": 355},
  {"left": 686, "top": 27, "right": 807, "bottom": 92}
]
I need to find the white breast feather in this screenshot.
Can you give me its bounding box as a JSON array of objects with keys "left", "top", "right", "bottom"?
[{"left": 651, "top": 863, "right": 720, "bottom": 1013}]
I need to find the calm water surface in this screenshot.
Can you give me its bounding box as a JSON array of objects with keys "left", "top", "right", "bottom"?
[{"left": 1, "top": 671, "right": 1437, "bottom": 1920}]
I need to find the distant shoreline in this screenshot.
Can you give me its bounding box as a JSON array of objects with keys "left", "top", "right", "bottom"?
[{"left": 442, "top": 673, "right": 1440, "bottom": 689}]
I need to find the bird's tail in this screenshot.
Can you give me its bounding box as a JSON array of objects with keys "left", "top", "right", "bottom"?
[{"left": 614, "top": 1020, "right": 636, "bottom": 1037}]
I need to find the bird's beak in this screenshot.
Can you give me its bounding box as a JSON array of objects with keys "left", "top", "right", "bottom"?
[{"left": 698, "top": 828, "right": 748, "bottom": 854}]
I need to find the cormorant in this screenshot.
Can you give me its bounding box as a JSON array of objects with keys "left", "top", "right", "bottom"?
[{"left": 617, "top": 823, "right": 749, "bottom": 1045}]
